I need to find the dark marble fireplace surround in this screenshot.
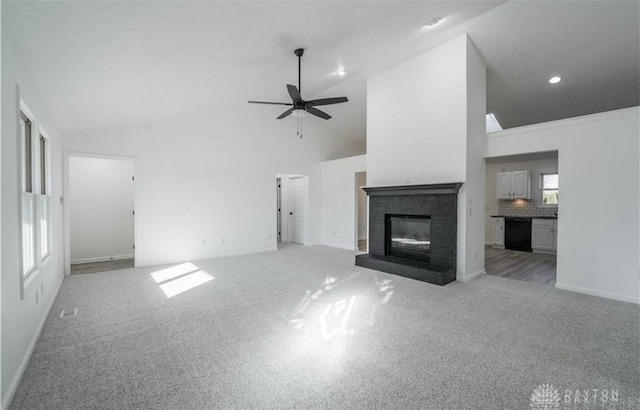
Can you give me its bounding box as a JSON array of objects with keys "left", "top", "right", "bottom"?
[{"left": 355, "top": 183, "right": 462, "bottom": 286}]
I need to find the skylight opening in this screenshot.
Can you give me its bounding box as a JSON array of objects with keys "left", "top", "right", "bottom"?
[{"left": 486, "top": 113, "right": 503, "bottom": 133}]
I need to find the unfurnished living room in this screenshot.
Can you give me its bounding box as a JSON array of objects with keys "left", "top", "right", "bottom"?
[{"left": 1, "top": 1, "right": 639, "bottom": 409}]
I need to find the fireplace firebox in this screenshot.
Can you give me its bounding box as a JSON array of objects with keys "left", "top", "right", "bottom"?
[
  {"left": 386, "top": 214, "right": 431, "bottom": 262},
  {"left": 355, "top": 183, "right": 462, "bottom": 286}
]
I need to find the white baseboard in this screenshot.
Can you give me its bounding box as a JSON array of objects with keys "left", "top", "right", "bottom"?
[
  {"left": 532, "top": 249, "right": 556, "bottom": 255},
  {"left": 2, "top": 273, "right": 65, "bottom": 410},
  {"left": 555, "top": 282, "right": 639, "bottom": 304},
  {"left": 457, "top": 269, "right": 486, "bottom": 282},
  {"left": 70, "top": 253, "right": 133, "bottom": 265}
]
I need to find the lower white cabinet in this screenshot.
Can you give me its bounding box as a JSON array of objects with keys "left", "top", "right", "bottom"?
[
  {"left": 532, "top": 218, "right": 556, "bottom": 253},
  {"left": 491, "top": 217, "right": 505, "bottom": 248}
]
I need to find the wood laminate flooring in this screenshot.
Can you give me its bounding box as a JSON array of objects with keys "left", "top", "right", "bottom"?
[
  {"left": 484, "top": 246, "right": 556, "bottom": 286},
  {"left": 71, "top": 258, "right": 134, "bottom": 275}
]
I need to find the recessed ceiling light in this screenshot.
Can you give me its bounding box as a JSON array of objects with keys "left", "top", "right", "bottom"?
[
  {"left": 549, "top": 76, "right": 561, "bottom": 84},
  {"left": 425, "top": 17, "right": 443, "bottom": 28}
]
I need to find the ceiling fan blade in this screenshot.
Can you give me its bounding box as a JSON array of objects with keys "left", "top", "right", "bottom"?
[
  {"left": 306, "top": 97, "right": 348, "bottom": 106},
  {"left": 305, "top": 106, "right": 331, "bottom": 120},
  {"left": 287, "top": 84, "right": 302, "bottom": 103},
  {"left": 248, "top": 101, "right": 293, "bottom": 106},
  {"left": 277, "top": 107, "right": 294, "bottom": 119}
]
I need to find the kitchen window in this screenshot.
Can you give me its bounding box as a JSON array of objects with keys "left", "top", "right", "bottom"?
[{"left": 541, "top": 173, "right": 558, "bottom": 205}]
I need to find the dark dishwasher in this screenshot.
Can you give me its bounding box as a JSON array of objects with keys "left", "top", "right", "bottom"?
[{"left": 504, "top": 217, "right": 532, "bottom": 252}]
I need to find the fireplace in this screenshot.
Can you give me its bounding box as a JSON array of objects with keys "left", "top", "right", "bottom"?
[
  {"left": 355, "top": 183, "right": 462, "bottom": 286},
  {"left": 386, "top": 214, "right": 431, "bottom": 262}
]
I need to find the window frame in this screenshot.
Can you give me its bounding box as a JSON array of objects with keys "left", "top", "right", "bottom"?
[
  {"left": 540, "top": 172, "right": 559, "bottom": 207},
  {"left": 38, "top": 129, "right": 52, "bottom": 261},
  {"left": 19, "top": 101, "right": 52, "bottom": 285},
  {"left": 20, "top": 108, "right": 37, "bottom": 278}
]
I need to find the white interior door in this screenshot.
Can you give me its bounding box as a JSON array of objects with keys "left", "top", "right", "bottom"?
[{"left": 289, "top": 176, "right": 305, "bottom": 244}]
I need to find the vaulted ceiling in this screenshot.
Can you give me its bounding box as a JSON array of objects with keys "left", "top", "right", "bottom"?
[{"left": 3, "top": 1, "right": 638, "bottom": 148}]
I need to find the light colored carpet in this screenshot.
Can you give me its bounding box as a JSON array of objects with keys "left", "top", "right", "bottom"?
[{"left": 10, "top": 245, "right": 640, "bottom": 409}]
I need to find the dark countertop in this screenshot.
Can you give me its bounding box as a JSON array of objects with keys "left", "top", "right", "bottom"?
[{"left": 491, "top": 215, "right": 557, "bottom": 219}]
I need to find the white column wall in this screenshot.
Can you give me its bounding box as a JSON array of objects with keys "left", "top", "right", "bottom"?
[
  {"left": 366, "top": 35, "right": 468, "bottom": 187},
  {"left": 366, "top": 34, "right": 486, "bottom": 280},
  {"left": 462, "top": 37, "right": 487, "bottom": 280}
]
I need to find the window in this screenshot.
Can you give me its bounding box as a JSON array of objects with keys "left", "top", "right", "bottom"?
[
  {"left": 40, "top": 135, "right": 47, "bottom": 194},
  {"left": 39, "top": 134, "right": 50, "bottom": 259},
  {"left": 20, "top": 106, "right": 51, "bottom": 279},
  {"left": 21, "top": 112, "right": 36, "bottom": 275},
  {"left": 21, "top": 113, "right": 33, "bottom": 193},
  {"left": 541, "top": 173, "right": 558, "bottom": 205}
]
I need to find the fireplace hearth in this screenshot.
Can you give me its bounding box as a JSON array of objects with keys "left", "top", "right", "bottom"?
[{"left": 355, "top": 183, "right": 462, "bottom": 286}]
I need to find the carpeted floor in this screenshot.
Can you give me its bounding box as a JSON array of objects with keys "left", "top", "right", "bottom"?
[{"left": 10, "top": 245, "right": 640, "bottom": 409}]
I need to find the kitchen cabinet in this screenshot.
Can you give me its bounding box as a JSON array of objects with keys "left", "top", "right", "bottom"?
[
  {"left": 497, "top": 171, "right": 530, "bottom": 199},
  {"left": 491, "top": 217, "right": 505, "bottom": 248},
  {"left": 532, "top": 218, "right": 556, "bottom": 253}
]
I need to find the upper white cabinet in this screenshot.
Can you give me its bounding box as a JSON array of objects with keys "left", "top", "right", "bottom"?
[
  {"left": 532, "top": 218, "right": 556, "bottom": 253},
  {"left": 497, "top": 170, "right": 530, "bottom": 199}
]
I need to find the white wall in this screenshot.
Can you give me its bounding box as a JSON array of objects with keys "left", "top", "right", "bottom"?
[
  {"left": 0, "top": 4, "right": 3, "bottom": 403},
  {"left": 320, "top": 155, "right": 366, "bottom": 250},
  {"left": 367, "top": 35, "right": 467, "bottom": 187},
  {"left": 461, "top": 36, "right": 487, "bottom": 280},
  {"left": 486, "top": 107, "right": 639, "bottom": 303},
  {"left": 69, "top": 156, "right": 135, "bottom": 263},
  {"left": 484, "top": 153, "right": 558, "bottom": 243},
  {"left": 356, "top": 172, "right": 367, "bottom": 241},
  {"left": 1, "top": 38, "right": 65, "bottom": 407},
  {"left": 366, "top": 34, "right": 486, "bottom": 280},
  {"left": 63, "top": 109, "right": 359, "bottom": 268}
]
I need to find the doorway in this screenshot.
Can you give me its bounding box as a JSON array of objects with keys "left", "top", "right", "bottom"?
[
  {"left": 65, "top": 154, "right": 136, "bottom": 275},
  {"left": 356, "top": 172, "right": 367, "bottom": 251},
  {"left": 276, "top": 173, "right": 308, "bottom": 246},
  {"left": 484, "top": 151, "right": 559, "bottom": 286}
]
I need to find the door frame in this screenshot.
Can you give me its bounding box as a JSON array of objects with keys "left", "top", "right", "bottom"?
[
  {"left": 276, "top": 173, "right": 308, "bottom": 245},
  {"left": 63, "top": 152, "right": 138, "bottom": 275},
  {"left": 355, "top": 171, "right": 367, "bottom": 251}
]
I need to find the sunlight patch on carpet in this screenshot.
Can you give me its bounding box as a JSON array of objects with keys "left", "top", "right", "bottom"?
[{"left": 150, "top": 262, "right": 214, "bottom": 298}]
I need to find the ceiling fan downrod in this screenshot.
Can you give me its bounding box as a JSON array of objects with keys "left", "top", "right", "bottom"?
[{"left": 295, "top": 48, "right": 304, "bottom": 95}]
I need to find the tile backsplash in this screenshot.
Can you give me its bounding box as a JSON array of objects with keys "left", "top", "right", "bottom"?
[{"left": 498, "top": 199, "right": 557, "bottom": 217}]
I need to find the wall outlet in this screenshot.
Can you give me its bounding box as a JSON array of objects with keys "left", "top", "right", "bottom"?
[
  {"left": 202, "top": 239, "right": 207, "bottom": 246},
  {"left": 221, "top": 237, "right": 225, "bottom": 244},
  {"left": 268, "top": 234, "right": 272, "bottom": 240}
]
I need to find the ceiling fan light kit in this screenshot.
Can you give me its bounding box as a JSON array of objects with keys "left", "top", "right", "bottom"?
[{"left": 249, "top": 48, "right": 349, "bottom": 137}]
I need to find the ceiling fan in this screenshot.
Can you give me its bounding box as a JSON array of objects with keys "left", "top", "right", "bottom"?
[{"left": 248, "top": 48, "right": 348, "bottom": 120}]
